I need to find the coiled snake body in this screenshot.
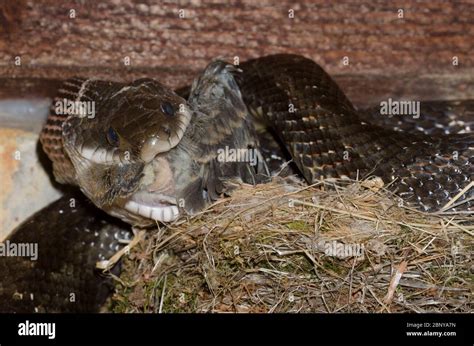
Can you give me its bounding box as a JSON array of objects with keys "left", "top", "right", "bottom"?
[{"left": 1, "top": 54, "right": 472, "bottom": 312}]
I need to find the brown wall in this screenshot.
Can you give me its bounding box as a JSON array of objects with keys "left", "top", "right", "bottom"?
[{"left": 0, "top": 0, "right": 473, "bottom": 106}]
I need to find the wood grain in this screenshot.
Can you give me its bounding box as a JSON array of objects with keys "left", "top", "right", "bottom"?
[{"left": 0, "top": 0, "right": 473, "bottom": 105}]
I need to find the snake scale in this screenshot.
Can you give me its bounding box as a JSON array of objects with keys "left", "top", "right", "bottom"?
[{"left": 1, "top": 54, "right": 472, "bottom": 312}]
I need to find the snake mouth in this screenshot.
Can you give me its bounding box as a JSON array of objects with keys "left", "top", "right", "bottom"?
[
  {"left": 122, "top": 157, "right": 180, "bottom": 223},
  {"left": 124, "top": 199, "right": 179, "bottom": 222}
]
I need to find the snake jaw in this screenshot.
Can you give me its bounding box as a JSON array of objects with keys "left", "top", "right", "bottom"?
[
  {"left": 123, "top": 200, "right": 179, "bottom": 223},
  {"left": 117, "top": 157, "right": 180, "bottom": 224},
  {"left": 66, "top": 153, "right": 180, "bottom": 226}
]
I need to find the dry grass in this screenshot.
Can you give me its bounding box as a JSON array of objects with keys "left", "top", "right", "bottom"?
[{"left": 110, "top": 176, "right": 473, "bottom": 313}]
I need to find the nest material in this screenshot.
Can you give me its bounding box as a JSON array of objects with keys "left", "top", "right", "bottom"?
[{"left": 111, "top": 176, "right": 473, "bottom": 313}]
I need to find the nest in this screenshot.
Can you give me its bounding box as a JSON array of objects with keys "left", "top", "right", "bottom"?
[{"left": 110, "top": 176, "right": 473, "bottom": 313}]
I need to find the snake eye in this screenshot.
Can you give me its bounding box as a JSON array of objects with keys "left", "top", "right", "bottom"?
[
  {"left": 161, "top": 102, "right": 175, "bottom": 117},
  {"left": 106, "top": 127, "right": 120, "bottom": 146}
]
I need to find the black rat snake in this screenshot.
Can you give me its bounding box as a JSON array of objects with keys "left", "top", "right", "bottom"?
[{"left": 1, "top": 54, "right": 472, "bottom": 312}]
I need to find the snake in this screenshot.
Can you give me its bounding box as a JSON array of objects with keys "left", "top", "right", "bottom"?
[{"left": 1, "top": 54, "right": 472, "bottom": 312}]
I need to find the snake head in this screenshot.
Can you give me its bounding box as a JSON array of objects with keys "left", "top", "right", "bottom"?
[
  {"left": 62, "top": 78, "right": 192, "bottom": 165},
  {"left": 55, "top": 78, "right": 192, "bottom": 226}
]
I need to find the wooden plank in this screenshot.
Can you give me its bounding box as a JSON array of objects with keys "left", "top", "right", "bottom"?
[
  {"left": 0, "top": 0, "right": 472, "bottom": 78},
  {"left": 1, "top": 71, "right": 473, "bottom": 109},
  {"left": 0, "top": 1, "right": 472, "bottom": 106}
]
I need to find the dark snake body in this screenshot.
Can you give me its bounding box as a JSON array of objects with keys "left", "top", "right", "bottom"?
[
  {"left": 239, "top": 55, "right": 473, "bottom": 212},
  {"left": 0, "top": 193, "right": 131, "bottom": 312},
  {"left": 1, "top": 54, "right": 472, "bottom": 312}
]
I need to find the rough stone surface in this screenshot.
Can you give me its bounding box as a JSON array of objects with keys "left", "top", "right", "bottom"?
[
  {"left": 0, "top": 98, "right": 61, "bottom": 239},
  {"left": 0, "top": 127, "right": 62, "bottom": 239}
]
